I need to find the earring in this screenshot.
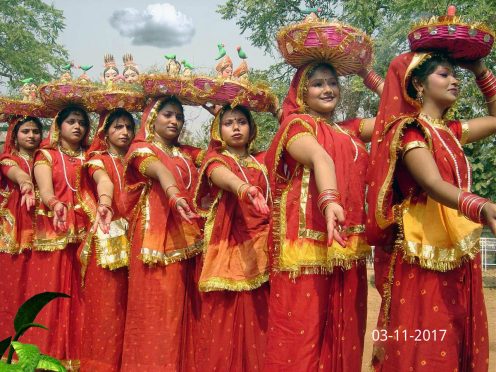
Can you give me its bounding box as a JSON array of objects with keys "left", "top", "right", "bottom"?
[{"left": 416, "top": 91, "right": 424, "bottom": 105}]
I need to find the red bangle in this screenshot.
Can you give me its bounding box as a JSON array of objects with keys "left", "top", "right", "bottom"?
[
  {"left": 363, "top": 70, "right": 384, "bottom": 92},
  {"left": 476, "top": 69, "right": 496, "bottom": 100},
  {"left": 317, "top": 189, "right": 342, "bottom": 216},
  {"left": 47, "top": 196, "right": 60, "bottom": 210},
  {"left": 458, "top": 191, "right": 489, "bottom": 224},
  {"left": 99, "top": 203, "right": 114, "bottom": 216},
  {"left": 168, "top": 192, "right": 188, "bottom": 211}
]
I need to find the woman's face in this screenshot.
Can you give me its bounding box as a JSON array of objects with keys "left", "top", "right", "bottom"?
[
  {"left": 154, "top": 103, "right": 185, "bottom": 142},
  {"left": 60, "top": 112, "right": 87, "bottom": 146},
  {"left": 220, "top": 109, "right": 251, "bottom": 149},
  {"left": 107, "top": 116, "right": 134, "bottom": 150},
  {"left": 104, "top": 68, "right": 118, "bottom": 82},
  {"left": 419, "top": 64, "right": 459, "bottom": 108},
  {"left": 124, "top": 69, "right": 139, "bottom": 83},
  {"left": 16, "top": 121, "right": 42, "bottom": 151},
  {"left": 304, "top": 66, "right": 340, "bottom": 117}
]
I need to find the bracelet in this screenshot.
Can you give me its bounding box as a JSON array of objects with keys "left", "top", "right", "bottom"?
[
  {"left": 47, "top": 196, "right": 60, "bottom": 210},
  {"left": 168, "top": 192, "right": 189, "bottom": 211},
  {"left": 363, "top": 70, "right": 384, "bottom": 93},
  {"left": 236, "top": 183, "right": 250, "bottom": 199},
  {"left": 476, "top": 69, "right": 496, "bottom": 99},
  {"left": 458, "top": 190, "right": 489, "bottom": 224},
  {"left": 98, "top": 193, "right": 112, "bottom": 204},
  {"left": 164, "top": 184, "right": 180, "bottom": 196},
  {"left": 317, "top": 189, "right": 343, "bottom": 216},
  {"left": 99, "top": 203, "right": 114, "bottom": 216},
  {"left": 241, "top": 185, "right": 263, "bottom": 202},
  {"left": 19, "top": 180, "right": 34, "bottom": 188}
]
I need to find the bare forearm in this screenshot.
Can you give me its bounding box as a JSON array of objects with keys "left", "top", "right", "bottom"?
[
  {"left": 144, "top": 160, "right": 179, "bottom": 197},
  {"left": 34, "top": 165, "right": 55, "bottom": 205},
  {"left": 6, "top": 166, "right": 31, "bottom": 186},
  {"left": 210, "top": 166, "right": 246, "bottom": 195},
  {"left": 312, "top": 153, "right": 339, "bottom": 193}
]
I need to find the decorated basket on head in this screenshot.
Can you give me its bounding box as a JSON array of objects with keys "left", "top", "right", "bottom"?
[
  {"left": 276, "top": 11, "right": 373, "bottom": 75},
  {"left": 0, "top": 78, "right": 56, "bottom": 118},
  {"left": 38, "top": 63, "right": 97, "bottom": 111},
  {"left": 141, "top": 49, "right": 277, "bottom": 113},
  {"left": 408, "top": 5, "right": 494, "bottom": 61}
]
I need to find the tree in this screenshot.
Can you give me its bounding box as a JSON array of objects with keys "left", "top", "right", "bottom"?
[
  {"left": 218, "top": 0, "right": 496, "bottom": 199},
  {"left": 0, "top": 0, "right": 68, "bottom": 91}
]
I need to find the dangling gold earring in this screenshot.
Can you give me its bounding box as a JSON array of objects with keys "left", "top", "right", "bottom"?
[{"left": 416, "top": 91, "right": 424, "bottom": 105}]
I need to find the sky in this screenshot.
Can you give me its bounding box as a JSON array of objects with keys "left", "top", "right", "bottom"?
[{"left": 39, "top": 0, "right": 279, "bottom": 132}]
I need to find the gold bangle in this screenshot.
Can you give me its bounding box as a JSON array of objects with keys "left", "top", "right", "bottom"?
[{"left": 236, "top": 182, "right": 250, "bottom": 199}]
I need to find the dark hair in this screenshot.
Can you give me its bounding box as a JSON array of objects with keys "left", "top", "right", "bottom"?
[
  {"left": 306, "top": 62, "right": 339, "bottom": 81},
  {"left": 156, "top": 96, "right": 184, "bottom": 116},
  {"left": 56, "top": 105, "right": 90, "bottom": 129},
  {"left": 407, "top": 53, "right": 456, "bottom": 100},
  {"left": 104, "top": 108, "right": 136, "bottom": 133},
  {"left": 104, "top": 66, "right": 119, "bottom": 76},
  {"left": 13, "top": 116, "right": 43, "bottom": 140},
  {"left": 219, "top": 104, "right": 255, "bottom": 137}
]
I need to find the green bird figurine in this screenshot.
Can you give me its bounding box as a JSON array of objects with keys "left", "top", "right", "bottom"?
[
  {"left": 20, "top": 77, "right": 34, "bottom": 84},
  {"left": 164, "top": 53, "right": 177, "bottom": 60},
  {"left": 181, "top": 60, "right": 194, "bottom": 70},
  {"left": 61, "top": 63, "right": 73, "bottom": 70},
  {"left": 300, "top": 7, "right": 321, "bottom": 15},
  {"left": 236, "top": 46, "right": 247, "bottom": 59},
  {"left": 215, "top": 43, "right": 226, "bottom": 60},
  {"left": 79, "top": 65, "right": 93, "bottom": 72}
]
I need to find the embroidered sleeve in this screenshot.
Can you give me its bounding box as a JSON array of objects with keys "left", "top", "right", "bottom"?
[
  {"left": 460, "top": 120, "right": 470, "bottom": 145},
  {"left": 138, "top": 155, "right": 160, "bottom": 176},
  {"left": 206, "top": 160, "right": 230, "bottom": 179},
  {"left": 86, "top": 159, "right": 106, "bottom": 178},
  {"left": 34, "top": 150, "right": 52, "bottom": 168},
  {"left": 400, "top": 127, "right": 430, "bottom": 158},
  {"left": 283, "top": 118, "right": 316, "bottom": 150},
  {"left": 0, "top": 159, "right": 19, "bottom": 174}
]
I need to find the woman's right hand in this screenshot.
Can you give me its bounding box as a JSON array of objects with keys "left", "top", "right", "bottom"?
[
  {"left": 53, "top": 202, "right": 68, "bottom": 232},
  {"left": 324, "top": 202, "right": 347, "bottom": 247},
  {"left": 175, "top": 198, "right": 200, "bottom": 224},
  {"left": 245, "top": 186, "right": 270, "bottom": 215},
  {"left": 19, "top": 182, "right": 35, "bottom": 210},
  {"left": 482, "top": 202, "right": 496, "bottom": 235}
]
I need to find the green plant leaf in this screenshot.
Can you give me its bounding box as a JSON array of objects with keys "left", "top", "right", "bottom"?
[
  {"left": 11, "top": 342, "right": 40, "bottom": 371},
  {"left": 0, "top": 337, "right": 12, "bottom": 360},
  {"left": 14, "top": 323, "right": 48, "bottom": 341},
  {"left": 14, "top": 292, "right": 70, "bottom": 333},
  {"left": 37, "top": 355, "right": 66, "bottom": 372}
]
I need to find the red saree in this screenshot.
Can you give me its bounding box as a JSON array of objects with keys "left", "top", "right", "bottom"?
[
  {"left": 21, "top": 113, "right": 90, "bottom": 369},
  {"left": 193, "top": 110, "right": 270, "bottom": 370},
  {"left": 0, "top": 116, "right": 35, "bottom": 337},
  {"left": 263, "top": 62, "right": 370, "bottom": 371},
  {"left": 366, "top": 52, "right": 489, "bottom": 371},
  {"left": 76, "top": 111, "right": 130, "bottom": 372},
  {"left": 121, "top": 98, "right": 203, "bottom": 371}
]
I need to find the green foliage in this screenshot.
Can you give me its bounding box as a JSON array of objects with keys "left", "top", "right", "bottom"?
[
  {"left": 0, "top": 0, "right": 69, "bottom": 90},
  {"left": 0, "top": 342, "right": 66, "bottom": 372},
  {"left": 218, "top": 0, "right": 496, "bottom": 198}
]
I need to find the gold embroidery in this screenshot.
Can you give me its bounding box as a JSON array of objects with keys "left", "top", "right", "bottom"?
[
  {"left": 358, "top": 118, "right": 366, "bottom": 136},
  {"left": 0, "top": 159, "right": 18, "bottom": 167},
  {"left": 139, "top": 240, "right": 202, "bottom": 266},
  {"left": 138, "top": 155, "right": 160, "bottom": 175},
  {"left": 401, "top": 140, "right": 429, "bottom": 158},
  {"left": 85, "top": 158, "right": 105, "bottom": 170},
  {"left": 460, "top": 120, "right": 470, "bottom": 145},
  {"left": 286, "top": 132, "right": 313, "bottom": 150},
  {"left": 298, "top": 166, "right": 324, "bottom": 241},
  {"left": 199, "top": 272, "right": 269, "bottom": 292}
]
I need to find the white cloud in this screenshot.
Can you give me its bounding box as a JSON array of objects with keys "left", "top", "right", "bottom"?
[{"left": 109, "top": 3, "right": 195, "bottom": 48}]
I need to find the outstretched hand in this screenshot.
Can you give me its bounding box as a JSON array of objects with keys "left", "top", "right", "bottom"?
[
  {"left": 92, "top": 204, "right": 113, "bottom": 234},
  {"left": 245, "top": 186, "right": 270, "bottom": 215},
  {"left": 176, "top": 198, "right": 200, "bottom": 224},
  {"left": 324, "top": 202, "right": 347, "bottom": 247},
  {"left": 20, "top": 182, "right": 35, "bottom": 210},
  {"left": 53, "top": 202, "right": 68, "bottom": 232},
  {"left": 482, "top": 202, "right": 496, "bottom": 235}
]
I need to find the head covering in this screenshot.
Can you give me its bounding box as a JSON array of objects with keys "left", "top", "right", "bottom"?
[
  {"left": 103, "top": 53, "right": 119, "bottom": 75},
  {"left": 208, "top": 105, "right": 257, "bottom": 152},
  {"left": 1, "top": 116, "right": 24, "bottom": 155},
  {"left": 122, "top": 53, "right": 139, "bottom": 74},
  {"left": 365, "top": 51, "right": 434, "bottom": 245}
]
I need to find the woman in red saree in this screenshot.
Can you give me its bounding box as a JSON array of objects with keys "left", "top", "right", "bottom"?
[
  {"left": 366, "top": 52, "right": 496, "bottom": 371},
  {"left": 194, "top": 104, "right": 270, "bottom": 371},
  {"left": 264, "top": 61, "right": 383, "bottom": 371},
  {"left": 121, "top": 96, "right": 203, "bottom": 371},
  {"left": 77, "top": 108, "right": 135, "bottom": 371},
  {"left": 24, "top": 105, "right": 90, "bottom": 369},
  {"left": 0, "top": 116, "right": 41, "bottom": 335}
]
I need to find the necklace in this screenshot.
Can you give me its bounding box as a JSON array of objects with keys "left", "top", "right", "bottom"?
[
  {"left": 152, "top": 141, "right": 192, "bottom": 190},
  {"left": 58, "top": 146, "right": 83, "bottom": 192},
  {"left": 109, "top": 153, "right": 123, "bottom": 192},
  {"left": 225, "top": 150, "right": 271, "bottom": 202},
  {"left": 418, "top": 113, "right": 471, "bottom": 191},
  {"left": 17, "top": 152, "right": 32, "bottom": 177}
]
